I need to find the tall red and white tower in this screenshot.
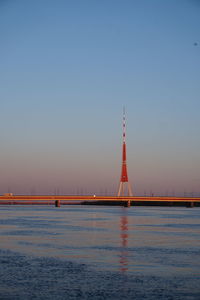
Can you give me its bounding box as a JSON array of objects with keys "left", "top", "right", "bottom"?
[{"left": 117, "top": 107, "right": 133, "bottom": 197}]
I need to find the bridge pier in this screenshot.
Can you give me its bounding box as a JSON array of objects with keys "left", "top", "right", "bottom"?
[
  {"left": 124, "top": 200, "right": 131, "bottom": 207},
  {"left": 55, "top": 200, "right": 60, "bottom": 207},
  {"left": 186, "top": 202, "right": 194, "bottom": 208}
]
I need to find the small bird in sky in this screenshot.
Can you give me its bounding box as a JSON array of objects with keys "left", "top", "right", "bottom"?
[{"left": 194, "top": 42, "right": 198, "bottom": 46}]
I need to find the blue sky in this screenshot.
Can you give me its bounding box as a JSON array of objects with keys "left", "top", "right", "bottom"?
[{"left": 0, "top": 0, "right": 200, "bottom": 195}]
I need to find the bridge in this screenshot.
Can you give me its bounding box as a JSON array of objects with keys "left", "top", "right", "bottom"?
[{"left": 0, "top": 194, "right": 200, "bottom": 207}]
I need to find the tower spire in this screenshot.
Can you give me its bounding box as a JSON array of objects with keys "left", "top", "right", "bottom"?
[
  {"left": 123, "top": 106, "right": 126, "bottom": 143},
  {"left": 117, "top": 108, "right": 133, "bottom": 197}
]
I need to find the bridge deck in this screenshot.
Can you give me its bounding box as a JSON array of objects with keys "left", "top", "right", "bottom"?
[{"left": 0, "top": 195, "right": 200, "bottom": 206}]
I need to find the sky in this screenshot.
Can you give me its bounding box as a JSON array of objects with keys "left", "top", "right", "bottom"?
[{"left": 0, "top": 0, "right": 200, "bottom": 196}]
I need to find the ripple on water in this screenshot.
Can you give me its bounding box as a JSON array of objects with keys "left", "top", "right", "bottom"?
[{"left": 0, "top": 249, "right": 199, "bottom": 300}]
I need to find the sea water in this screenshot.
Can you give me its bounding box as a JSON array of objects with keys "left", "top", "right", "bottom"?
[{"left": 0, "top": 205, "right": 200, "bottom": 299}]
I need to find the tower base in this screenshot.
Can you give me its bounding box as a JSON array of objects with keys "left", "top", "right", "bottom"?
[{"left": 117, "top": 182, "right": 133, "bottom": 197}]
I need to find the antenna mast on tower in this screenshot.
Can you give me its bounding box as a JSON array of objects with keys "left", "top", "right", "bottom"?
[{"left": 117, "top": 107, "right": 133, "bottom": 197}]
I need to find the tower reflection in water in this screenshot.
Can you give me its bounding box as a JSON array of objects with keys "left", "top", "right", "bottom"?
[{"left": 120, "top": 210, "right": 129, "bottom": 273}]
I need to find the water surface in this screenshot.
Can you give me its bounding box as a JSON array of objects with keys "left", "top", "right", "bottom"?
[{"left": 0, "top": 206, "right": 200, "bottom": 299}]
